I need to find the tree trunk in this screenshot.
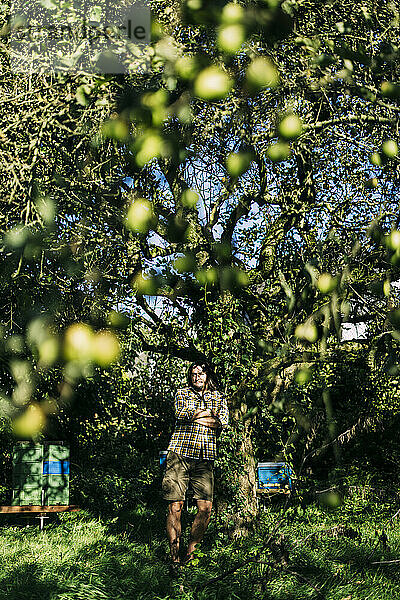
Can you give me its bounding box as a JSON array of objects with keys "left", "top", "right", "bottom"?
[
  {"left": 237, "top": 409, "right": 257, "bottom": 498},
  {"left": 217, "top": 407, "right": 258, "bottom": 539}
]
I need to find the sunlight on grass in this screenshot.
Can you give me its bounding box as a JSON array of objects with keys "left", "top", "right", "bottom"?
[{"left": 0, "top": 502, "right": 398, "bottom": 599}]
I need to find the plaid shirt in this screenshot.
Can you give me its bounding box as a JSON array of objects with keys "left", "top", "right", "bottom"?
[{"left": 167, "top": 387, "right": 229, "bottom": 460}]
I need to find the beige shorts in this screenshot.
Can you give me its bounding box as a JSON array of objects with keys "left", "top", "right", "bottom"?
[{"left": 162, "top": 451, "right": 214, "bottom": 502}]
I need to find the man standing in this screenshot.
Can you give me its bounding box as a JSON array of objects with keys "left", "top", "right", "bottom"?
[{"left": 162, "top": 362, "right": 229, "bottom": 570}]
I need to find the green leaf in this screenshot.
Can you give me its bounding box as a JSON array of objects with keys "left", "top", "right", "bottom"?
[
  {"left": 75, "top": 85, "right": 91, "bottom": 106},
  {"left": 39, "top": 0, "right": 57, "bottom": 9}
]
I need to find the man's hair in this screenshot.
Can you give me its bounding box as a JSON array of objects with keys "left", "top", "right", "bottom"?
[{"left": 187, "top": 362, "right": 218, "bottom": 391}]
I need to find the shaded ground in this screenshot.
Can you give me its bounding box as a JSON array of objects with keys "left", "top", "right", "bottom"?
[{"left": 0, "top": 496, "right": 399, "bottom": 600}]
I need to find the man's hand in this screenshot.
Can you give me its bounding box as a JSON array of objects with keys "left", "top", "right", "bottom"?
[
  {"left": 192, "top": 409, "right": 221, "bottom": 429},
  {"left": 195, "top": 416, "right": 221, "bottom": 429},
  {"left": 193, "top": 408, "right": 214, "bottom": 419}
]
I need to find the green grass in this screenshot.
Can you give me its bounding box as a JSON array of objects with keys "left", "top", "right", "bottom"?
[{"left": 0, "top": 496, "right": 399, "bottom": 600}]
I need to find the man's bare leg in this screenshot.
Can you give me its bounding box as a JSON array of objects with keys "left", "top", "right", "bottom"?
[
  {"left": 166, "top": 501, "right": 184, "bottom": 562},
  {"left": 185, "top": 499, "right": 212, "bottom": 560}
]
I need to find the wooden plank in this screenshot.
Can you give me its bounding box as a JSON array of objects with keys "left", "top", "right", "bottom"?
[
  {"left": 0, "top": 505, "right": 80, "bottom": 514},
  {"left": 257, "top": 489, "right": 291, "bottom": 495}
]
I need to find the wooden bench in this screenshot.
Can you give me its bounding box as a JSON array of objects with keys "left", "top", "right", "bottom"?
[
  {"left": 257, "top": 488, "right": 291, "bottom": 510},
  {"left": 0, "top": 505, "right": 80, "bottom": 530}
]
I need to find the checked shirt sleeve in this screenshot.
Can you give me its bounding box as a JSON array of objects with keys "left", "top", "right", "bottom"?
[
  {"left": 217, "top": 393, "right": 229, "bottom": 429},
  {"left": 174, "top": 388, "right": 197, "bottom": 422}
]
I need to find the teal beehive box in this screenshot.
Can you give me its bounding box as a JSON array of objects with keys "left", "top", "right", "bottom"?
[
  {"left": 43, "top": 443, "right": 70, "bottom": 505},
  {"left": 12, "top": 442, "right": 44, "bottom": 505},
  {"left": 12, "top": 442, "right": 70, "bottom": 506}
]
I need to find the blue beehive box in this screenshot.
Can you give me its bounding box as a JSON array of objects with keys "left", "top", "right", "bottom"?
[
  {"left": 257, "top": 462, "right": 293, "bottom": 493},
  {"left": 159, "top": 451, "right": 168, "bottom": 470}
]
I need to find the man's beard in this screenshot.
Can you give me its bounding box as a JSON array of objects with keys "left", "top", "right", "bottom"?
[{"left": 192, "top": 382, "right": 205, "bottom": 391}]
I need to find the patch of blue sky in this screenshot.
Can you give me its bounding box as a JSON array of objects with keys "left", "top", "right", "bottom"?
[
  {"left": 121, "top": 291, "right": 190, "bottom": 328},
  {"left": 180, "top": 153, "right": 228, "bottom": 226},
  {"left": 341, "top": 322, "right": 368, "bottom": 341},
  {"left": 143, "top": 293, "right": 190, "bottom": 324},
  {"left": 298, "top": 131, "right": 396, "bottom": 239},
  {"left": 148, "top": 231, "right": 169, "bottom": 250},
  {"left": 232, "top": 202, "right": 269, "bottom": 268},
  {"left": 124, "top": 110, "right": 397, "bottom": 283},
  {"left": 125, "top": 163, "right": 174, "bottom": 206}
]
